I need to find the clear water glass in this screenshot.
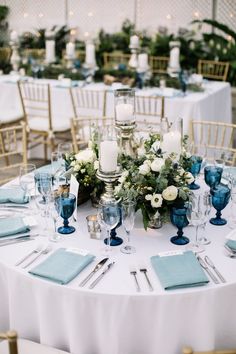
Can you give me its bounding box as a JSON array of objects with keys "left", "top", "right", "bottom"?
[
  {"left": 19, "top": 163, "right": 36, "bottom": 205},
  {"left": 120, "top": 200, "right": 136, "bottom": 254}
]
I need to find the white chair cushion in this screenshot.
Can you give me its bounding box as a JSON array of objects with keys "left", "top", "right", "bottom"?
[
  {"left": 0, "top": 109, "right": 23, "bottom": 123},
  {"left": 0, "top": 338, "right": 71, "bottom": 354},
  {"left": 28, "top": 116, "right": 70, "bottom": 132}
]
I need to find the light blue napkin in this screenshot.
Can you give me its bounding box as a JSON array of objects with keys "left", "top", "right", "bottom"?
[
  {"left": 0, "top": 217, "right": 29, "bottom": 237},
  {"left": 151, "top": 251, "right": 209, "bottom": 290},
  {"left": 29, "top": 248, "right": 95, "bottom": 285},
  {"left": 0, "top": 188, "right": 29, "bottom": 204},
  {"left": 225, "top": 239, "right": 236, "bottom": 251}
]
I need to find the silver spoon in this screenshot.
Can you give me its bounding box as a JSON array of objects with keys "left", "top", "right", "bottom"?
[
  {"left": 15, "top": 244, "right": 43, "bottom": 266},
  {"left": 22, "top": 244, "right": 52, "bottom": 268}
]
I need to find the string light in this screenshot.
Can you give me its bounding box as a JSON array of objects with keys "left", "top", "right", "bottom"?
[
  {"left": 70, "top": 29, "right": 76, "bottom": 36},
  {"left": 230, "top": 13, "right": 234, "bottom": 18},
  {"left": 88, "top": 12, "right": 93, "bottom": 17},
  {"left": 38, "top": 13, "right": 44, "bottom": 18},
  {"left": 166, "top": 14, "right": 172, "bottom": 20},
  {"left": 23, "top": 12, "right": 28, "bottom": 18},
  {"left": 69, "top": 10, "right": 74, "bottom": 16},
  {"left": 227, "top": 35, "right": 232, "bottom": 41},
  {"left": 193, "top": 11, "right": 200, "bottom": 18},
  {"left": 84, "top": 32, "right": 89, "bottom": 38}
]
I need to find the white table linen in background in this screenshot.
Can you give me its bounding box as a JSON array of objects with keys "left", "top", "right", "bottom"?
[{"left": 0, "top": 180, "right": 236, "bottom": 354}]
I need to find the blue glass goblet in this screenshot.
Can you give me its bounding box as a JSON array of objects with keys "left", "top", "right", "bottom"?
[
  {"left": 204, "top": 166, "right": 223, "bottom": 189},
  {"left": 55, "top": 193, "right": 76, "bottom": 234},
  {"left": 210, "top": 184, "right": 230, "bottom": 226},
  {"left": 189, "top": 155, "right": 202, "bottom": 190},
  {"left": 170, "top": 206, "right": 190, "bottom": 245}
]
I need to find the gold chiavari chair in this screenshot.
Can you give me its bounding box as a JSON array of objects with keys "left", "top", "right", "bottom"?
[
  {"left": 0, "top": 329, "right": 70, "bottom": 354},
  {"left": 70, "top": 87, "right": 107, "bottom": 118},
  {"left": 197, "top": 59, "right": 229, "bottom": 81},
  {"left": 149, "top": 56, "right": 169, "bottom": 74},
  {"left": 71, "top": 116, "right": 114, "bottom": 153},
  {"left": 0, "top": 122, "right": 27, "bottom": 184},
  {"left": 0, "top": 47, "right": 11, "bottom": 63},
  {"left": 18, "top": 81, "right": 71, "bottom": 160},
  {"left": 136, "top": 95, "right": 165, "bottom": 120},
  {"left": 21, "top": 48, "right": 45, "bottom": 61},
  {"left": 103, "top": 52, "right": 131, "bottom": 69},
  {"left": 189, "top": 120, "right": 236, "bottom": 165},
  {"left": 182, "top": 346, "right": 236, "bottom": 354}
]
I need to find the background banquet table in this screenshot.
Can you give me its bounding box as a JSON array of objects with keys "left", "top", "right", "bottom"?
[
  {"left": 0, "top": 180, "right": 236, "bottom": 354},
  {"left": 0, "top": 75, "right": 232, "bottom": 137}
]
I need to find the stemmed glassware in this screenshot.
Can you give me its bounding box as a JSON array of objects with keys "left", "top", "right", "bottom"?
[
  {"left": 188, "top": 155, "right": 202, "bottom": 190},
  {"left": 34, "top": 172, "right": 53, "bottom": 217},
  {"left": 55, "top": 193, "right": 76, "bottom": 234},
  {"left": 47, "top": 193, "right": 62, "bottom": 242},
  {"left": 97, "top": 201, "right": 120, "bottom": 254},
  {"left": 120, "top": 200, "right": 136, "bottom": 254},
  {"left": 210, "top": 184, "right": 231, "bottom": 226},
  {"left": 170, "top": 205, "right": 189, "bottom": 245},
  {"left": 19, "top": 163, "right": 36, "bottom": 205},
  {"left": 204, "top": 165, "right": 223, "bottom": 189}
]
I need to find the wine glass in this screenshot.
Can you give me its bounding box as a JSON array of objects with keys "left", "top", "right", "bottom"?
[
  {"left": 170, "top": 206, "right": 190, "bottom": 245},
  {"left": 188, "top": 155, "right": 202, "bottom": 190},
  {"left": 120, "top": 200, "right": 136, "bottom": 254},
  {"left": 210, "top": 184, "right": 231, "bottom": 226},
  {"left": 57, "top": 142, "right": 73, "bottom": 182},
  {"left": 19, "top": 163, "right": 36, "bottom": 204},
  {"left": 34, "top": 172, "right": 53, "bottom": 216},
  {"left": 214, "top": 149, "right": 226, "bottom": 169},
  {"left": 204, "top": 165, "right": 223, "bottom": 189},
  {"left": 186, "top": 193, "right": 210, "bottom": 253},
  {"left": 197, "top": 191, "right": 212, "bottom": 245},
  {"left": 51, "top": 151, "right": 64, "bottom": 185},
  {"left": 47, "top": 193, "right": 62, "bottom": 242},
  {"left": 97, "top": 201, "right": 120, "bottom": 254},
  {"left": 55, "top": 193, "right": 76, "bottom": 234}
]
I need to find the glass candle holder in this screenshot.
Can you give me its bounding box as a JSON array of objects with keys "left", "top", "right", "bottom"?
[{"left": 114, "top": 89, "right": 135, "bottom": 127}]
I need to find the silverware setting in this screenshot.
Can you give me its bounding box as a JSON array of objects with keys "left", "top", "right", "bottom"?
[
  {"left": 15, "top": 244, "right": 43, "bottom": 266},
  {"left": 0, "top": 233, "right": 38, "bottom": 243},
  {"left": 197, "top": 255, "right": 220, "bottom": 284},
  {"left": 224, "top": 244, "right": 236, "bottom": 257},
  {"left": 79, "top": 257, "right": 109, "bottom": 287},
  {"left": 22, "top": 244, "right": 52, "bottom": 268},
  {"left": 130, "top": 266, "right": 141, "bottom": 292},
  {"left": 0, "top": 237, "right": 35, "bottom": 247},
  {"left": 204, "top": 255, "right": 226, "bottom": 283},
  {"left": 89, "top": 262, "right": 115, "bottom": 289},
  {"left": 139, "top": 266, "right": 154, "bottom": 291}
]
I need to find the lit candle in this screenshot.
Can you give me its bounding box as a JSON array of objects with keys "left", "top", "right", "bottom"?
[
  {"left": 161, "top": 131, "right": 181, "bottom": 156},
  {"left": 100, "top": 141, "right": 118, "bottom": 173},
  {"left": 66, "top": 42, "right": 75, "bottom": 58},
  {"left": 116, "top": 103, "right": 134, "bottom": 122},
  {"left": 138, "top": 53, "right": 148, "bottom": 70},
  {"left": 45, "top": 40, "right": 55, "bottom": 63},
  {"left": 130, "top": 35, "right": 139, "bottom": 47},
  {"left": 85, "top": 43, "right": 95, "bottom": 66},
  {"left": 10, "top": 30, "right": 18, "bottom": 42}
]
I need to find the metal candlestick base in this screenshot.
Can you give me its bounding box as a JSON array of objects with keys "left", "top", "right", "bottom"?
[{"left": 116, "top": 122, "right": 136, "bottom": 157}]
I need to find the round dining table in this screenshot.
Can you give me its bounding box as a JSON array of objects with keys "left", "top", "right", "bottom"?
[{"left": 0, "top": 180, "right": 236, "bottom": 354}]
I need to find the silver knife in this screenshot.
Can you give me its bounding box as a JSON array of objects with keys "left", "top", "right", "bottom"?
[
  {"left": 89, "top": 262, "right": 115, "bottom": 289},
  {"left": 0, "top": 237, "right": 35, "bottom": 247},
  {"left": 0, "top": 204, "right": 29, "bottom": 209},
  {"left": 79, "top": 257, "right": 109, "bottom": 287},
  {"left": 0, "top": 233, "right": 38, "bottom": 242},
  {"left": 204, "top": 255, "right": 226, "bottom": 283},
  {"left": 197, "top": 256, "right": 220, "bottom": 284}
]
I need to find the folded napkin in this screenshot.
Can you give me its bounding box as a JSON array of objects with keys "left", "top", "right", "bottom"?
[
  {"left": 0, "top": 188, "right": 29, "bottom": 204},
  {"left": 151, "top": 251, "right": 209, "bottom": 290},
  {"left": 0, "top": 217, "right": 29, "bottom": 237},
  {"left": 225, "top": 239, "right": 236, "bottom": 251},
  {"left": 29, "top": 248, "right": 95, "bottom": 285}
]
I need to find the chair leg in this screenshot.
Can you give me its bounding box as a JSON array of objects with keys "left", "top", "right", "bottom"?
[{"left": 44, "top": 136, "right": 48, "bottom": 161}]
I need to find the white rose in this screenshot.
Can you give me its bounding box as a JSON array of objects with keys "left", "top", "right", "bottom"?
[
  {"left": 145, "top": 194, "right": 152, "bottom": 201},
  {"left": 151, "top": 158, "right": 165, "bottom": 172},
  {"left": 139, "top": 163, "right": 150, "bottom": 175},
  {"left": 118, "top": 170, "right": 129, "bottom": 184},
  {"left": 151, "top": 193, "right": 163, "bottom": 208},
  {"left": 75, "top": 148, "right": 95, "bottom": 163},
  {"left": 137, "top": 146, "right": 145, "bottom": 157},
  {"left": 151, "top": 141, "right": 161, "bottom": 152},
  {"left": 178, "top": 167, "right": 185, "bottom": 176},
  {"left": 184, "top": 172, "right": 195, "bottom": 184},
  {"left": 94, "top": 160, "right": 99, "bottom": 170},
  {"left": 162, "top": 185, "right": 178, "bottom": 201}
]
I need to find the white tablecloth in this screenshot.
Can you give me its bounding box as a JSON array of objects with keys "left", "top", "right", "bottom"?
[
  {"left": 0, "top": 180, "right": 236, "bottom": 354},
  {"left": 0, "top": 76, "right": 232, "bottom": 136}
]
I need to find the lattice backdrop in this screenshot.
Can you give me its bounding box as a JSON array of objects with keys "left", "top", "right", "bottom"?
[{"left": 0, "top": 0, "right": 236, "bottom": 37}]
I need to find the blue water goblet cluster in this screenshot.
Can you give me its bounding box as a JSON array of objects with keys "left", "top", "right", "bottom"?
[{"left": 189, "top": 155, "right": 202, "bottom": 190}]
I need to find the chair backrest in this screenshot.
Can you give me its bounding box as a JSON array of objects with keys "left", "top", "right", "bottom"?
[
  {"left": 21, "top": 48, "right": 45, "bottom": 61},
  {"left": 71, "top": 116, "right": 114, "bottom": 153},
  {"left": 18, "top": 81, "right": 52, "bottom": 131},
  {"left": 189, "top": 120, "right": 236, "bottom": 165},
  {"left": 149, "top": 56, "right": 169, "bottom": 74},
  {"left": 197, "top": 59, "right": 229, "bottom": 81},
  {"left": 70, "top": 87, "right": 107, "bottom": 118},
  {"left": 103, "top": 52, "right": 131, "bottom": 69},
  {"left": 0, "top": 122, "right": 27, "bottom": 184},
  {"left": 182, "top": 346, "right": 236, "bottom": 354},
  {"left": 0, "top": 47, "right": 11, "bottom": 63},
  {"left": 136, "top": 95, "right": 165, "bottom": 121},
  {"left": 0, "top": 330, "right": 18, "bottom": 354}
]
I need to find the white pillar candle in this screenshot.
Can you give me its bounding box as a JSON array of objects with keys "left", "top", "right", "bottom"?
[
  {"left": 138, "top": 53, "right": 148, "bottom": 70},
  {"left": 130, "top": 35, "right": 139, "bottom": 47},
  {"left": 46, "top": 40, "right": 56, "bottom": 63},
  {"left": 10, "top": 30, "right": 18, "bottom": 42},
  {"left": 66, "top": 42, "right": 75, "bottom": 58},
  {"left": 116, "top": 103, "right": 134, "bottom": 122},
  {"left": 161, "top": 131, "right": 181, "bottom": 156},
  {"left": 100, "top": 141, "right": 118, "bottom": 173},
  {"left": 85, "top": 43, "right": 96, "bottom": 66},
  {"left": 169, "top": 47, "right": 180, "bottom": 69}
]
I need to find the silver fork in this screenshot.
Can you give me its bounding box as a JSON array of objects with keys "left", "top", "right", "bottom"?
[
  {"left": 15, "top": 244, "right": 43, "bottom": 266},
  {"left": 22, "top": 244, "right": 52, "bottom": 268},
  {"left": 139, "top": 266, "right": 154, "bottom": 291},
  {"left": 130, "top": 266, "right": 141, "bottom": 292}
]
